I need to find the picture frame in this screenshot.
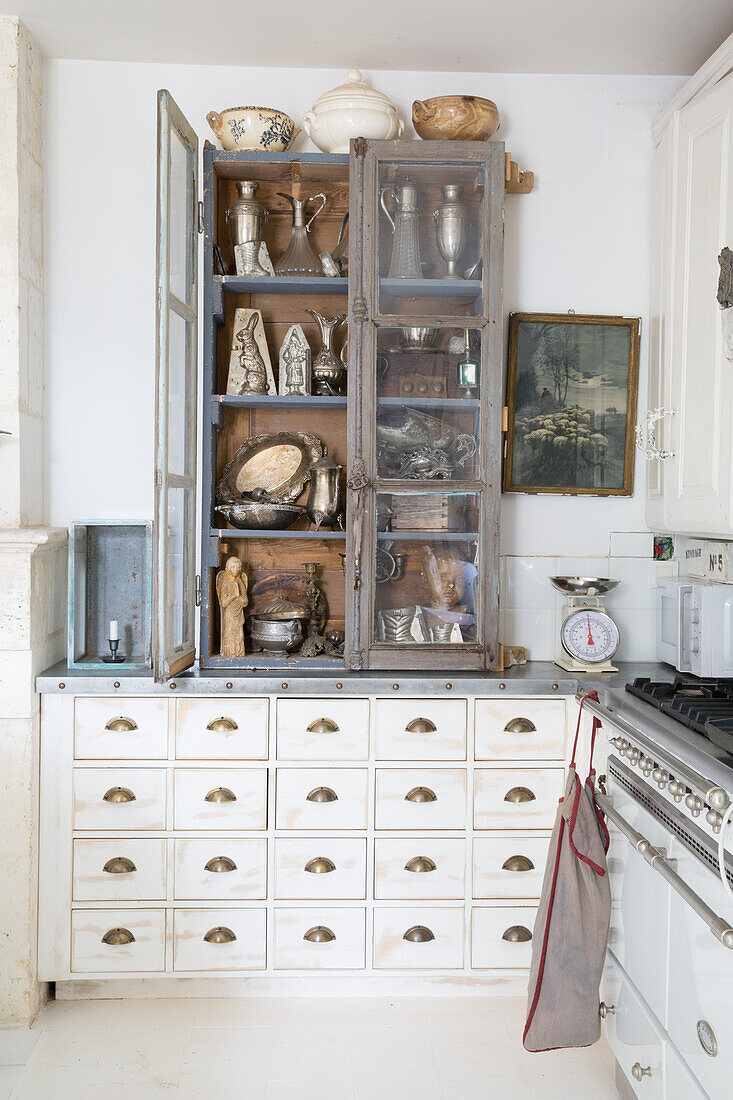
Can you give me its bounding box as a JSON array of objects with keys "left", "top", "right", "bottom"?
[{"left": 503, "top": 312, "right": 640, "bottom": 496}]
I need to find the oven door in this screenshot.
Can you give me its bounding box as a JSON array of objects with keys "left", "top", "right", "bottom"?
[
  {"left": 606, "top": 765, "right": 672, "bottom": 1027},
  {"left": 666, "top": 840, "right": 733, "bottom": 1099}
]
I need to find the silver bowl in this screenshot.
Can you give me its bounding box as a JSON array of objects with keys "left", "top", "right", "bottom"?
[
  {"left": 400, "top": 326, "right": 438, "bottom": 351},
  {"left": 550, "top": 576, "right": 619, "bottom": 596},
  {"left": 249, "top": 617, "right": 303, "bottom": 653},
  {"left": 215, "top": 501, "right": 306, "bottom": 530}
]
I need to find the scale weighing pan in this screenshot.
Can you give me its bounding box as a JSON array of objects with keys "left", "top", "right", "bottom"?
[{"left": 550, "top": 576, "right": 620, "bottom": 597}]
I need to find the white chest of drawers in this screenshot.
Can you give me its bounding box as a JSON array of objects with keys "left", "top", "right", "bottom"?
[{"left": 39, "top": 679, "right": 572, "bottom": 987}]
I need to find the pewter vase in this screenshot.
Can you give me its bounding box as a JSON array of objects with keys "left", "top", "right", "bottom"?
[
  {"left": 226, "top": 181, "right": 269, "bottom": 276},
  {"left": 306, "top": 455, "right": 344, "bottom": 531},
  {"left": 433, "top": 184, "right": 468, "bottom": 279},
  {"left": 275, "top": 192, "right": 327, "bottom": 277},
  {"left": 380, "top": 180, "right": 422, "bottom": 279},
  {"left": 306, "top": 309, "right": 347, "bottom": 395}
]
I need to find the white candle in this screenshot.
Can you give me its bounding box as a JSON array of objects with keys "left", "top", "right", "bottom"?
[{"left": 109, "top": 619, "right": 119, "bottom": 641}]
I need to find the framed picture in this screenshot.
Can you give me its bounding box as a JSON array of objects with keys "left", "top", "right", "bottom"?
[{"left": 503, "top": 313, "right": 640, "bottom": 496}]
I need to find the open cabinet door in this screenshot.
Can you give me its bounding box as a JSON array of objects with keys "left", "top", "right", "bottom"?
[{"left": 154, "top": 90, "right": 198, "bottom": 682}]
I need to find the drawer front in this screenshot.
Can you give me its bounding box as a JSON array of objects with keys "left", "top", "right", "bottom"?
[
  {"left": 174, "top": 839, "right": 267, "bottom": 900},
  {"left": 373, "top": 907, "right": 465, "bottom": 969},
  {"left": 74, "top": 698, "right": 168, "bottom": 760},
  {"left": 175, "top": 698, "right": 268, "bottom": 760},
  {"left": 375, "top": 769, "right": 467, "bottom": 830},
  {"left": 276, "top": 769, "right": 368, "bottom": 830},
  {"left": 475, "top": 698, "right": 565, "bottom": 761},
  {"left": 72, "top": 839, "right": 166, "bottom": 902},
  {"left": 274, "top": 838, "right": 367, "bottom": 900},
  {"left": 273, "top": 907, "right": 366, "bottom": 969},
  {"left": 665, "top": 1042, "right": 708, "bottom": 1100},
  {"left": 374, "top": 698, "right": 467, "bottom": 761},
  {"left": 174, "top": 769, "right": 267, "bottom": 830},
  {"left": 603, "top": 961, "right": 664, "bottom": 1100},
  {"left": 473, "top": 835, "right": 551, "bottom": 899},
  {"left": 73, "top": 768, "right": 166, "bottom": 830},
  {"left": 173, "top": 908, "right": 266, "bottom": 971},
  {"left": 374, "top": 839, "right": 466, "bottom": 900},
  {"left": 474, "top": 767, "right": 564, "bottom": 829},
  {"left": 276, "top": 698, "right": 369, "bottom": 761},
  {"left": 471, "top": 905, "right": 537, "bottom": 969},
  {"left": 71, "top": 909, "right": 165, "bottom": 973}
]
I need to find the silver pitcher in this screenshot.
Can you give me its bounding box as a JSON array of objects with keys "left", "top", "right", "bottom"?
[
  {"left": 226, "top": 181, "right": 269, "bottom": 276},
  {"left": 380, "top": 179, "right": 422, "bottom": 279},
  {"left": 433, "top": 184, "right": 469, "bottom": 279},
  {"left": 306, "top": 309, "right": 347, "bottom": 395},
  {"left": 306, "top": 454, "right": 344, "bottom": 531}
]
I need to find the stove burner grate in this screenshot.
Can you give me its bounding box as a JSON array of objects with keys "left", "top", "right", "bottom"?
[{"left": 626, "top": 675, "right": 733, "bottom": 753}]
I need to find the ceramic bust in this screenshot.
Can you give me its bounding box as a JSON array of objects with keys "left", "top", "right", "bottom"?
[
  {"left": 421, "top": 546, "right": 468, "bottom": 611},
  {"left": 216, "top": 556, "right": 248, "bottom": 657}
]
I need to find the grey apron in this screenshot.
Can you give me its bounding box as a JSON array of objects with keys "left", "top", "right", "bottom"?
[{"left": 523, "top": 691, "right": 611, "bottom": 1052}]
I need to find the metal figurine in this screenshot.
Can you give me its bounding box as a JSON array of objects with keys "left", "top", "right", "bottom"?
[
  {"left": 306, "top": 309, "right": 347, "bottom": 395},
  {"left": 226, "top": 309, "right": 276, "bottom": 396},
  {"left": 299, "top": 562, "right": 336, "bottom": 658},
  {"left": 274, "top": 192, "right": 327, "bottom": 277},
  {"left": 226, "top": 181, "right": 270, "bottom": 276},
  {"left": 379, "top": 607, "right": 418, "bottom": 642},
  {"left": 306, "top": 454, "right": 344, "bottom": 530},
  {"left": 380, "top": 179, "right": 422, "bottom": 278},
  {"left": 278, "top": 325, "right": 312, "bottom": 396},
  {"left": 216, "top": 556, "right": 248, "bottom": 658},
  {"left": 433, "top": 184, "right": 469, "bottom": 278},
  {"left": 376, "top": 407, "right": 477, "bottom": 479}
]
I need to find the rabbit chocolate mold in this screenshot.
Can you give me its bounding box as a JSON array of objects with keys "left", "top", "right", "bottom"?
[{"left": 225, "top": 308, "right": 277, "bottom": 396}]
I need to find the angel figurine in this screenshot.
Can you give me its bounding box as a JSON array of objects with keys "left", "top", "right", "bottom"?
[{"left": 216, "top": 555, "right": 248, "bottom": 657}]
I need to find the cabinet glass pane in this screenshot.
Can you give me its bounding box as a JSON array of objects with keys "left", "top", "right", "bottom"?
[
  {"left": 167, "top": 309, "right": 190, "bottom": 477},
  {"left": 377, "top": 162, "right": 484, "bottom": 317},
  {"left": 374, "top": 492, "right": 479, "bottom": 646},
  {"left": 376, "top": 326, "right": 480, "bottom": 480},
  {"left": 165, "top": 485, "right": 192, "bottom": 651},
  {"left": 169, "top": 126, "right": 193, "bottom": 306}
]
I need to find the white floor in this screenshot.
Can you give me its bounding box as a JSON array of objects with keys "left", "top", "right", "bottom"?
[{"left": 0, "top": 996, "right": 619, "bottom": 1099}]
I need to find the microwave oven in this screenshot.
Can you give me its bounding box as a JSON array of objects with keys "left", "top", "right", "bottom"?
[{"left": 657, "top": 577, "right": 733, "bottom": 677}]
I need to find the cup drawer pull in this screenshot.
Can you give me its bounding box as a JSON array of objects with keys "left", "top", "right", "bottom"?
[
  {"left": 204, "top": 926, "right": 237, "bottom": 944},
  {"left": 205, "top": 856, "right": 237, "bottom": 873},
  {"left": 103, "top": 786, "right": 136, "bottom": 803},
  {"left": 403, "top": 925, "right": 435, "bottom": 943},
  {"left": 504, "top": 786, "right": 536, "bottom": 804},
  {"left": 206, "top": 716, "right": 238, "bottom": 732},
  {"left": 304, "top": 926, "right": 336, "bottom": 942},
  {"left": 104, "top": 716, "right": 138, "bottom": 732},
  {"left": 307, "top": 786, "right": 338, "bottom": 803},
  {"left": 502, "top": 855, "right": 535, "bottom": 872},
  {"left": 205, "top": 787, "right": 237, "bottom": 804},
  {"left": 405, "top": 717, "right": 437, "bottom": 734},
  {"left": 102, "top": 927, "right": 135, "bottom": 945},
  {"left": 307, "top": 717, "right": 340, "bottom": 734},
  {"left": 405, "top": 786, "right": 437, "bottom": 803},
  {"left": 405, "top": 856, "right": 437, "bottom": 873},
  {"left": 502, "top": 925, "right": 532, "bottom": 943},
  {"left": 305, "top": 857, "right": 336, "bottom": 874},
  {"left": 503, "top": 716, "right": 536, "bottom": 734},
  {"left": 102, "top": 857, "right": 137, "bottom": 875}
]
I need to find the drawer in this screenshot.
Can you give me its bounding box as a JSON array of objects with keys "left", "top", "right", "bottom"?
[
  {"left": 374, "top": 698, "right": 467, "bottom": 761},
  {"left": 375, "top": 769, "right": 467, "bottom": 830},
  {"left": 275, "top": 769, "right": 368, "bottom": 830},
  {"left": 603, "top": 961, "right": 664, "bottom": 1100},
  {"left": 276, "top": 698, "right": 369, "bottom": 761},
  {"left": 71, "top": 909, "right": 165, "bottom": 973},
  {"left": 473, "top": 835, "right": 551, "bottom": 899},
  {"left": 174, "top": 769, "right": 267, "bottom": 830},
  {"left": 74, "top": 698, "right": 168, "bottom": 760},
  {"left": 665, "top": 1042, "right": 708, "bottom": 1100},
  {"left": 73, "top": 768, "right": 166, "bottom": 830},
  {"left": 174, "top": 839, "right": 267, "bottom": 900},
  {"left": 374, "top": 838, "right": 466, "bottom": 900},
  {"left": 273, "top": 907, "right": 365, "bottom": 969},
  {"left": 474, "top": 767, "right": 564, "bottom": 829},
  {"left": 471, "top": 905, "right": 537, "bottom": 969},
  {"left": 173, "top": 908, "right": 266, "bottom": 971},
  {"left": 373, "top": 907, "right": 464, "bottom": 969},
  {"left": 475, "top": 698, "right": 565, "bottom": 761},
  {"left": 72, "top": 839, "right": 166, "bottom": 902},
  {"left": 274, "top": 838, "right": 366, "bottom": 899},
  {"left": 175, "top": 698, "right": 268, "bottom": 760}
]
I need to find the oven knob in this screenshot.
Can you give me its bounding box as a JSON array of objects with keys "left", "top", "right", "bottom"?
[
  {"left": 652, "top": 767, "right": 670, "bottom": 788},
  {"left": 706, "top": 809, "right": 723, "bottom": 833},
  {"left": 685, "top": 793, "right": 705, "bottom": 817},
  {"left": 668, "top": 780, "right": 686, "bottom": 802},
  {"left": 610, "top": 737, "right": 627, "bottom": 753},
  {"left": 627, "top": 748, "right": 641, "bottom": 765},
  {"left": 640, "top": 756, "right": 654, "bottom": 776}
]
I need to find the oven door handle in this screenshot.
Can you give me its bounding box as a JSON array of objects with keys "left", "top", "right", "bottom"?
[{"left": 597, "top": 790, "right": 733, "bottom": 951}]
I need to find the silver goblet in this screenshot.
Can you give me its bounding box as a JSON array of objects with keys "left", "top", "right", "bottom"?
[{"left": 433, "top": 184, "right": 469, "bottom": 279}]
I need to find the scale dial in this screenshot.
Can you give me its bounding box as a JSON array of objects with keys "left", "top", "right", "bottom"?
[{"left": 561, "top": 607, "right": 619, "bottom": 665}]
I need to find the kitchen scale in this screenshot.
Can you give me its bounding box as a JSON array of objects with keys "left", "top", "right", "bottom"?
[{"left": 550, "top": 577, "right": 620, "bottom": 673}]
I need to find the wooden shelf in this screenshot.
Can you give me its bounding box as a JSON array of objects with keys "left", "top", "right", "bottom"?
[
  {"left": 380, "top": 278, "right": 481, "bottom": 298},
  {"left": 211, "top": 528, "right": 346, "bottom": 540},
  {"left": 214, "top": 395, "right": 347, "bottom": 413},
  {"left": 377, "top": 531, "right": 478, "bottom": 542},
  {"left": 218, "top": 275, "right": 348, "bottom": 295},
  {"left": 378, "top": 397, "right": 480, "bottom": 411}
]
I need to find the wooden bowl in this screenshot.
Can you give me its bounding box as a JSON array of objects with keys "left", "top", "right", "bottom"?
[{"left": 412, "top": 96, "right": 500, "bottom": 141}]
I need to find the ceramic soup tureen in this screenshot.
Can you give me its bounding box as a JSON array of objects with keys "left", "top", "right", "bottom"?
[{"left": 303, "top": 69, "right": 405, "bottom": 154}]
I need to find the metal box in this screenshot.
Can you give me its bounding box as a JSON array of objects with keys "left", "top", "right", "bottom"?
[{"left": 68, "top": 522, "right": 152, "bottom": 669}]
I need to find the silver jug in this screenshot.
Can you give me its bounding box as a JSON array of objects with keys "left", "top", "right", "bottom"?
[
  {"left": 380, "top": 179, "right": 422, "bottom": 279},
  {"left": 306, "top": 454, "right": 344, "bottom": 531},
  {"left": 306, "top": 309, "right": 347, "bottom": 396},
  {"left": 226, "top": 181, "right": 269, "bottom": 276},
  {"left": 433, "top": 184, "right": 468, "bottom": 279}
]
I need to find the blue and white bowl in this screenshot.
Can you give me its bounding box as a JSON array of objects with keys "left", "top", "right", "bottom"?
[{"left": 206, "top": 106, "right": 300, "bottom": 152}]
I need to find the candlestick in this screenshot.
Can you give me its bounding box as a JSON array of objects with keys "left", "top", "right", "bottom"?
[{"left": 109, "top": 619, "right": 119, "bottom": 641}]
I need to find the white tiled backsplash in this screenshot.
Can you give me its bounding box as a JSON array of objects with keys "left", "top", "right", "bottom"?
[{"left": 500, "top": 532, "right": 660, "bottom": 661}]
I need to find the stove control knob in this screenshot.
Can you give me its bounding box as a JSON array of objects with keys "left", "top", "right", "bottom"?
[
  {"left": 640, "top": 756, "right": 654, "bottom": 776},
  {"left": 610, "top": 737, "right": 628, "bottom": 753},
  {"left": 685, "top": 793, "right": 705, "bottom": 817},
  {"left": 652, "top": 767, "right": 670, "bottom": 788},
  {"left": 706, "top": 809, "right": 723, "bottom": 834},
  {"left": 668, "top": 781, "right": 687, "bottom": 803},
  {"left": 627, "top": 748, "right": 641, "bottom": 765}
]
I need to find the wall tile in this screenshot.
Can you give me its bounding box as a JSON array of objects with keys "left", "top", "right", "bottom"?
[
  {"left": 502, "top": 557, "right": 558, "bottom": 609},
  {"left": 504, "top": 608, "right": 556, "bottom": 661},
  {"left": 613, "top": 608, "right": 657, "bottom": 661},
  {"left": 556, "top": 557, "right": 610, "bottom": 582},
  {"left": 609, "top": 531, "right": 654, "bottom": 558},
  {"left": 608, "top": 557, "right": 657, "bottom": 610}
]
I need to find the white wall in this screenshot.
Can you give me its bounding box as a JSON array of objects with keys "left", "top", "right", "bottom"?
[{"left": 42, "top": 60, "right": 684, "bottom": 658}]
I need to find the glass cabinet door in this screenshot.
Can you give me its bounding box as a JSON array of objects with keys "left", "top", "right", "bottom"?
[{"left": 348, "top": 140, "right": 504, "bottom": 671}]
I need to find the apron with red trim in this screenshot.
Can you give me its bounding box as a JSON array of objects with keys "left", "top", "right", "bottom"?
[{"left": 523, "top": 691, "right": 611, "bottom": 1052}]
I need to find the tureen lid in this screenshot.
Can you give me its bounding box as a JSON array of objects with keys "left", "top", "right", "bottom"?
[
  {"left": 257, "top": 598, "right": 310, "bottom": 621},
  {"left": 312, "top": 69, "right": 397, "bottom": 111}
]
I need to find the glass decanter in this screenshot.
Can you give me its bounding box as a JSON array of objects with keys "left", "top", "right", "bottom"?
[{"left": 274, "top": 192, "right": 327, "bottom": 277}]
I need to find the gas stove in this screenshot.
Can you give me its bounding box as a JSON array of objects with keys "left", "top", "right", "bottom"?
[{"left": 627, "top": 675, "right": 733, "bottom": 755}]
